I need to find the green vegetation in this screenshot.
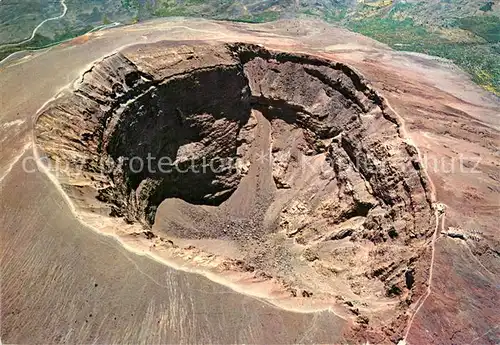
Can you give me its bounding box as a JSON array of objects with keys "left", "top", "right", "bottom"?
[
  {"left": 232, "top": 10, "right": 280, "bottom": 23},
  {"left": 1, "top": 0, "right": 498, "bottom": 95},
  {"left": 345, "top": 15, "right": 500, "bottom": 95},
  {"left": 309, "top": 1, "right": 500, "bottom": 95},
  {"left": 456, "top": 16, "right": 500, "bottom": 43},
  {"left": 121, "top": 0, "right": 141, "bottom": 10},
  {"left": 480, "top": 1, "right": 494, "bottom": 12},
  {"left": 154, "top": 5, "right": 189, "bottom": 17},
  {"left": 102, "top": 15, "right": 112, "bottom": 25},
  {"left": 322, "top": 8, "right": 347, "bottom": 22},
  {"left": 0, "top": 26, "right": 93, "bottom": 61}
]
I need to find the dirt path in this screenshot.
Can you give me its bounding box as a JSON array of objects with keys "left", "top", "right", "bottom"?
[
  {"left": 402, "top": 204, "right": 446, "bottom": 343},
  {"left": 0, "top": 142, "right": 31, "bottom": 185},
  {"left": 0, "top": 0, "right": 67, "bottom": 50},
  {"left": 379, "top": 100, "right": 446, "bottom": 345}
]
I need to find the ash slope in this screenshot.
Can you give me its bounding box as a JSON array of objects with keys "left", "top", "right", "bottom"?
[{"left": 35, "top": 42, "right": 435, "bottom": 340}]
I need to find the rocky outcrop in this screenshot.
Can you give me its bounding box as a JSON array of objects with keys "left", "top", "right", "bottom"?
[{"left": 35, "top": 41, "right": 435, "bottom": 341}]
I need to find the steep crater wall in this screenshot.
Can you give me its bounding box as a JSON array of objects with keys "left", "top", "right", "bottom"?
[{"left": 35, "top": 42, "right": 435, "bottom": 339}]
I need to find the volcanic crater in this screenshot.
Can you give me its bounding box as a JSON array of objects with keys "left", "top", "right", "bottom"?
[{"left": 35, "top": 42, "right": 436, "bottom": 338}]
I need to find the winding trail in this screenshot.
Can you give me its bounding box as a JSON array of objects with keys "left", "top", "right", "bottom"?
[
  {"left": 0, "top": 0, "right": 67, "bottom": 49},
  {"left": 0, "top": 21, "right": 121, "bottom": 67},
  {"left": 402, "top": 205, "right": 446, "bottom": 343},
  {"left": 381, "top": 101, "right": 445, "bottom": 345}
]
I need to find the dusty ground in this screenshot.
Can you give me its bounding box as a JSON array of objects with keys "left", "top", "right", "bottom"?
[{"left": 1, "top": 18, "right": 499, "bottom": 344}]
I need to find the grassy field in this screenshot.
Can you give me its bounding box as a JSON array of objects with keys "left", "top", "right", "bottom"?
[
  {"left": 319, "top": 1, "right": 500, "bottom": 95},
  {"left": 346, "top": 15, "right": 500, "bottom": 95}
]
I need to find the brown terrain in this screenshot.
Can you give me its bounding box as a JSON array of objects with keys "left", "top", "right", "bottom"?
[{"left": 1, "top": 19, "right": 499, "bottom": 344}]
